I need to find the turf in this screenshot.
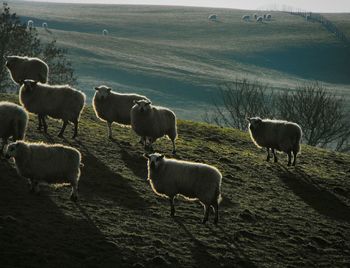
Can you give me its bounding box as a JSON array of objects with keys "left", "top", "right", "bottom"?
[{"left": 1, "top": 92, "right": 350, "bottom": 267}]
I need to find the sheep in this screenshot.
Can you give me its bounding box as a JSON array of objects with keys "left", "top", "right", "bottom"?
[
  {"left": 144, "top": 153, "right": 222, "bottom": 224},
  {"left": 20, "top": 79, "right": 86, "bottom": 139},
  {"left": 208, "top": 14, "right": 218, "bottom": 21},
  {"left": 130, "top": 100, "right": 177, "bottom": 154},
  {"left": 0, "top": 102, "right": 28, "bottom": 155},
  {"left": 4, "top": 55, "right": 49, "bottom": 85},
  {"left": 248, "top": 117, "right": 302, "bottom": 166},
  {"left": 242, "top": 15, "right": 250, "bottom": 21},
  {"left": 102, "top": 29, "right": 109, "bottom": 36},
  {"left": 42, "top": 22, "right": 48, "bottom": 29},
  {"left": 5, "top": 141, "right": 82, "bottom": 201},
  {"left": 27, "top": 20, "right": 34, "bottom": 29},
  {"left": 266, "top": 14, "right": 272, "bottom": 20},
  {"left": 92, "top": 85, "right": 150, "bottom": 139},
  {"left": 256, "top": 16, "right": 263, "bottom": 23}
]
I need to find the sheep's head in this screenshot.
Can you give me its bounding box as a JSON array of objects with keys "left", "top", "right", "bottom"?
[
  {"left": 248, "top": 117, "right": 262, "bottom": 130},
  {"left": 94, "top": 85, "right": 111, "bottom": 99},
  {"left": 4, "top": 141, "right": 24, "bottom": 159},
  {"left": 4, "top": 55, "right": 18, "bottom": 69},
  {"left": 144, "top": 153, "right": 164, "bottom": 170},
  {"left": 22, "top": 79, "right": 38, "bottom": 92},
  {"left": 134, "top": 99, "right": 152, "bottom": 113}
]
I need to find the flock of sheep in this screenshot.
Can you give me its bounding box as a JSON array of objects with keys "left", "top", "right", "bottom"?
[
  {"left": 242, "top": 13, "right": 272, "bottom": 22},
  {"left": 0, "top": 55, "right": 302, "bottom": 224}
]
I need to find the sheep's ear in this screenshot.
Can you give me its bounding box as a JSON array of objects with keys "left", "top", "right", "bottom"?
[
  {"left": 146, "top": 100, "right": 152, "bottom": 105},
  {"left": 157, "top": 155, "right": 164, "bottom": 160},
  {"left": 143, "top": 153, "right": 150, "bottom": 159},
  {"left": 107, "top": 87, "right": 112, "bottom": 92},
  {"left": 94, "top": 87, "right": 99, "bottom": 91}
]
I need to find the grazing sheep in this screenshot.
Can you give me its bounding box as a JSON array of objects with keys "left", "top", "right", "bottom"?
[
  {"left": 92, "top": 85, "right": 150, "bottom": 139},
  {"left": 144, "top": 153, "right": 222, "bottom": 224},
  {"left": 27, "top": 20, "right": 34, "bottom": 29},
  {"left": 208, "top": 14, "right": 218, "bottom": 21},
  {"left": 42, "top": 22, "right": 48, "bottom": 28},
  {"left": 5, "top": 141, "right": 82, "bottom": 201},
  {"left": 248, "top": 117, "right": 302, "bottom": 166},
  {"left": 0, "top": 102, "right": 28, "bottom": 155},
  {"left": 242, "top": 15, "right": 250, "bottom": 21},
  {"left": 256, "top": 16, "right": 263, "bottom": 23},
  {"left": 20, "top": 79, "right": 85, "bottom": 139},
  {"left": 5, "top": 55, "right": 49, "bottom": 85},
  {"left": 267, "top": 14, "right": 272, "bottom": 20},
  {"left": 131, "top": 100, "right": 177, "bottom": 154},
  {"left": 102, "top": 29, "right": 109, "bottom": 36}
]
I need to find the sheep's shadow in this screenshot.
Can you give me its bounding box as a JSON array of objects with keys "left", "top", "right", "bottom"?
[
  {"left": 67, "top": 139, "right": 151, "bottom": 210},
  {"left": 0, "top": 161, "right": 124, "bottom": 267},
  {"left": 276, "top": 164, "right": 350, "bottom": 223},
  {"left": 120, "top": 147, "right": 148, "bottom": 180}
]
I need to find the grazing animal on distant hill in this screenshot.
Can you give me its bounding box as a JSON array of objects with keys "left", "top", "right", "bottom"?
[
  {"left": 144, "top": 153, "right": 222, "bottom": 224},
  {"left": 102, "top": 29, "right": 109, "bottom": 36},
  {"left": 131, "top": 100, "right": 177, "bottom": 154},
  {"left": 92, "top": 85, "right": 150, "bottom": 139},
  {"left": 208, "top": 14, "right": 218, "bottom": 21},
  {"left": 20, "top": 79, "right": 85, "bottom": 139},
  {"left": 5, "top": 141, "right": 82, "bottom": 201},
  {"left": 256, "top": 16, "right": 263, "bottom": 23},
  {"left": 248, "top": 117, "right": 302, "bottom": 166},
  {"left": 266, "top": 14, "right": 272, "bottom": 20},
  {"left": 27, "top": 20, "right": 34, "bottom": 29},
  {"left": 242, "top": 15, "right": 250, "bottom": 21},
  {"left": 0, "top": 102, "right": 28, "bottom": 155},
  {"left": 5, "top": 55, "right": 49, "bottom": 85}
]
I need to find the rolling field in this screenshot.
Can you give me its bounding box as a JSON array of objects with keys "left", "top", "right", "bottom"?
[
  {"left": 1, "top": 93, "right": 350, "bottom": 267},
  {"left": 7, "top": 1, "right": 350, "bottom": 120}
]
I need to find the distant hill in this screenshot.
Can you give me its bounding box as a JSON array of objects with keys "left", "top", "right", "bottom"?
[
  {"left": 1, "top": 92, "right": 350, "bottom": 267},
  {"left": 7, "top": 2, "right": 350, "bottom": 120}
]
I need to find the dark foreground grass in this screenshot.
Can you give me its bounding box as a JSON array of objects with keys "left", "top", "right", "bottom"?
[{"left": 0, "top": 93, "right": 350, "bottom": 267}]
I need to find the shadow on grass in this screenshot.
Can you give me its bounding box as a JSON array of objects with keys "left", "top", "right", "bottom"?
[
  {"left": 276, "top": 164, "right": 350, "bottom": 223},
  {"left": 0, "top": 162, "right": 124, "bottom": 268},
  {"left": 120, "top": 147, "right": 148, "bottom": 180}
]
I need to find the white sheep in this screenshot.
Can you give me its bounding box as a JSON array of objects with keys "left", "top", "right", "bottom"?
[
  {"left": 130, "top": 100, "right": 177, "bottom": 154},
  {"left": 20, "top": 79, "right": 86, "bottom": 139},
  {"left": 242, "top": 15, "right": 250, "bottom": 21},
  {"left": 266, "top": 14, "right": 272, "bottom": 20},
  {"left": 144, "top": 153, "right": 222, "bottom": 224},
  {"left": 5, "top": 55, "right": 49, "bottom": 85},
  {"left": 208, "top": 14, "right": 218, "bottom": 21},
  {"left": 256, "top": 16, "right": 263, "bottom": 23},
  {"left": 102, "top": 29, "right": 109, "bottom": 36},
  {"left": 0, "top": 102, "right": 28, "bottom": 155},
  {"left": 5, "top": 141, "right": 82, "bottom": 201},
  {"left": 92, "top": 85, "right": 150, "bottom": 139},
  {"left": 42, "top": 22, "right": 48, "bottom": 29},
  {"left": 248, "top": 117, "right": 302, "bottom": 166},
  {"left": 27, "top": 20, "right": 34, "bottom": 29}
]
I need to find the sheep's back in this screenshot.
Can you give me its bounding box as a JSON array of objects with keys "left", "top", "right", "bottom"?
[{"left": 0, "top": 103, "right": 27, "bottom": 138}]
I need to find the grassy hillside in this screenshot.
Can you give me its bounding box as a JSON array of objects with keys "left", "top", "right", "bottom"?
[
  {"left": 6, "top": 2, "right": 350, "bottom": 120},
  {"left": 1, "top": 93, "right": 350, "bottom": 267}
]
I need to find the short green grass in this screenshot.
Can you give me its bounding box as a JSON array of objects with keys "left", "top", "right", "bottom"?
[
  {"left": 8, "top": 2, "right": 350, "bottom": 121},
  {"left": 1, "top": 93, "right": 350, "bottom": 267}
]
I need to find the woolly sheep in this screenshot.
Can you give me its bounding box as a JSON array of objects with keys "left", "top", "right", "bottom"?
[
  {"left": 208, "top": 14, "right": 218, "bottom": 21},
  {"left": 27, "top": 20, "right": 34, "bottom": 29},
  {"left": 144, "top": 153, "right": 222, "bottom": 224},
  {"left": 102, "top": 29, "right": 109, "bottom": 36},
  {"left": 131, "top": 100, "right": 177, "bottom": 154},
  {"left": 4, "top": 55, "right": 49, "bottom": 85},
  {"left": 256, "top": 16, "right": 263, "bottom": 23},
  {"left": 20, "top": 79, "right": 86, "bottom": 139},
  {"left": 248, "top": 117, "right": 302, "bottom": 166},
  {"left": 0, "top": 102, "right": 28, "bottom": 155},
  {"left": 93, "top": 85, "right": 150, "bottom": 139},
  {"left": 5, "top": 141, "right": 82, "bottom": 201},
  {"left": 267, "top": 14, "right": 272, "bottom": 20},
  {"left": 42, "top": 22, "right": 48, "bottom": 28},
  {"left": 242, "top": 15, "right": 250, "bottom": 21}
]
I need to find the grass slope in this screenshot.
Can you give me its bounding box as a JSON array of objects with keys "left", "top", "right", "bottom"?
[
  {"left": 1, "top": 93, "right": 350, "bottom": 267},
  {"left": 7, "top": 2, "right": 350, "bottom": 120}
]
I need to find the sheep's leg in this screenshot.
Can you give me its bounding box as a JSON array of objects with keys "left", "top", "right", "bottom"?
[
  {"left": 171, "top": 139, "right": 176, "bottom": 155},
  {"left": 42, "top": 116, "right": 48, "bottom": 134},
  {"left": 266, "top": 148, "right": 271, "bottom": 162},
  {"left": 213, "top": 203, "right": 219, "bottom": 225},
  {"left": 292, "top": 150, "right": 297, "bottom": 166},
  {"left": 107, "top": 122, "right": 113, "bottom": 139},
  {"left": 70, "top": 182, "right": 78, "bottom": 202},
  {"left": 202, "top": 204, "right": 210, "bottom": 224},
  {"left": 37, "top": 115, "right": 42, "bottom": 131},
  {"left": 169, "top": 197, "right": 175, "bottom": 217},
  {"left": 272, "top": 149, "right": 278, "bottom": 163},
  {"left": 58, "top": 120, "right": 68, "bottom": 138},
  {"left": 287, "top": 151, "right": 292, "bottom": 166},
  {"left": 72, "top": 119, "right": 79, "bottom": 139}
]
